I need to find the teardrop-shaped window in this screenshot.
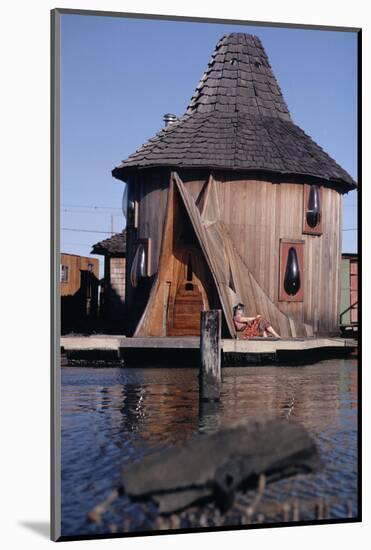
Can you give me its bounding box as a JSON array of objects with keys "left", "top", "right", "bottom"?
[
  {"left": 130, "top": 244, "right": 146, "bottom": 288},
  {"left": 122, "top": 184, "right": 128, "bottom": 216},
  {"left": 306, "top": 185, "right": 321, "bottom": 228},
  {"left": 122, "top": 186, "right": 128, "bottom": 230},
  {"left": 284, "top": 247, "right": 301, "bottom": 296},
  {"left": 122, "top": 184, "right": 136, "bottom": 227}
]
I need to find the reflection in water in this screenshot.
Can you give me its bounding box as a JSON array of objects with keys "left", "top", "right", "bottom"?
[
  {"left": 61, "top": 359, "right": 357, "bottom": 535},
  {"left": 199, "top": 400, "right": 221, "bottom": 433}
]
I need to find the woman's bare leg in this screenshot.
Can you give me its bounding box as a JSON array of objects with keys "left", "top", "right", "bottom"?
[
  {"left": 267, "top": 326, "right": 281, "bottom": 338},
  {"left": 263, "top": 330, "right": 268, "bottom": 337}
]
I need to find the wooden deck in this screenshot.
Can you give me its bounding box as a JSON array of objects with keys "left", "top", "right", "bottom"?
[{"left": 61, "top": 335, "right": 357, "bottom": 354}]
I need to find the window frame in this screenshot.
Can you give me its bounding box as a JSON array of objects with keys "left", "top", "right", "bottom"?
[{"left": 60, "top": 264, "right": 69, "bottom": 283}]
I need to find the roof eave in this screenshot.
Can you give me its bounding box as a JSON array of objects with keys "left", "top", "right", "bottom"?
[{"left": 112, "top": 163, "right": 356, "bottom": 192}]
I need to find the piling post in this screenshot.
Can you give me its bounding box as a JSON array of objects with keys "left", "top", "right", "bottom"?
[{"left": 199, "top": 310, "right": 221, "bottom": 401}]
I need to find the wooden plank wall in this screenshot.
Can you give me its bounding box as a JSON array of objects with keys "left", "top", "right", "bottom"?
[
  {"left": 128, "top": 168, "right": 343, "bottom": 336},
  {"left": 215, "top": 175, "right": 342, "bottom": 334},
  {"left": 60, "top": 253, "right": 99, "bottom": 296},
  {"left": 175, "top": 173, "right": 297, "bottom": 338},
  {"left": 124, "top": 171, "right": 170, "bottom": 331},
  {"left": 126, "top": 170, "right": 207, "bottom": 327},
  {"left": 136, "top": 170, "right": 170, "bottom": 276},
  {"left": 134, "top": 181, "right": 217, "bottom": 337}
]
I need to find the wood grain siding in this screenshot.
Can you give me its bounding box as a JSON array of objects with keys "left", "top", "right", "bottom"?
[
  {"left": 60, "top": 254, "right": 99, "bottom": 296},
  {"left": 135, "top": 181, "right": 215, "bottom": 337},
  {"left": 124, "top": 171, "right": 170, "bottom": 332},
  {"left": 213, "top": 175, "right": 342, "bottom": 334},
  {"left": 127, "top": 168, "right": 342, "bottom": 336},
  {"left": 136, "top": 170, "right": 169, "bottom": 276}
]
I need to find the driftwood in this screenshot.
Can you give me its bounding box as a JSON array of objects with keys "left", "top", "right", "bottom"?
[{"left": 120, "top": 418, "right": 321, "bottom": 514}]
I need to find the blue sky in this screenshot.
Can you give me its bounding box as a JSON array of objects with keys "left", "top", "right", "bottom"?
[{"left": 60, "top": 14, "right": 358, "bottom": 275}]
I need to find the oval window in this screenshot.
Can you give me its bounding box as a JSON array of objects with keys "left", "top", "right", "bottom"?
[
  {"left": 306, "top": 185, "right": 321, "bottom": 228},
  {"left": 284, "top": 247, "right": 301, "bottom": 296},
  {"left": 130, "top": 244, "right": 146, "bottom": 288}
]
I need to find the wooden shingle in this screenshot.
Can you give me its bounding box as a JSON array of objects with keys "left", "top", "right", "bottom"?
[
  {"left": 91, "top": 232, "right": 126, "bottom": 256},
  {"left": 113, "top": 33, "right": 356, "bottom": 191}
]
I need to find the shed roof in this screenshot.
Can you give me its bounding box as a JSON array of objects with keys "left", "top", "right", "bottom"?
[
  {"left": 91, "top": 232, "right": 126, "bottom": 256},
  {"left": 113, "top": 33, "right": 356, "bottom": 191}
]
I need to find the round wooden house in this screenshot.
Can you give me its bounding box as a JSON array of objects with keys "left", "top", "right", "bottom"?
[{"left": 112, "top": 33, "right": 356, "bottom": 338}]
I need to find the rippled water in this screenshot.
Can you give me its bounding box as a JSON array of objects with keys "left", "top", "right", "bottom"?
[{"left": 61, "top": 359, "right": 358, "bottom": 536}]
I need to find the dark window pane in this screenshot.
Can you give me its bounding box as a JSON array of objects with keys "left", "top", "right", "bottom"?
[
  {"left": 284, "top": 247, "right": 301, "bottom": 295},
  {"left": 130, "top": 244, "right": 146, "bottom": 288},
  {"left": 306, "top": 185, "right": 321, "bottom": 228}
]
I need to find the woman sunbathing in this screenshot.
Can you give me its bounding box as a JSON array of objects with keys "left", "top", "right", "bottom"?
[{"left": 233, "top": 303, "right": 281, "bottom": 339}]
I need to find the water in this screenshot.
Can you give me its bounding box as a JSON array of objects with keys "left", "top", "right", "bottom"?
[{"left": 61, "top": 359, "right": 358, "bottom": 536}]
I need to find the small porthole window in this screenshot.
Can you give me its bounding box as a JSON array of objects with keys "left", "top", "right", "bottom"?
[{"left": 254, "top": 61, "right": 261, "bottom": 69}]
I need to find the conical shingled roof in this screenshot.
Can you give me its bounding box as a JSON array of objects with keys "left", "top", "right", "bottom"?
[{"left": 113, "top": 33, "right": 356, "bottom": 190}]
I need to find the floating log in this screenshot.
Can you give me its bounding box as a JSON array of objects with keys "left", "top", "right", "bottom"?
[
  {"left": 199, "top": 310, "right": 222, "bottom": 401},
  {"left": 120, "top": 418, "right": 321, "bottom": 514}
]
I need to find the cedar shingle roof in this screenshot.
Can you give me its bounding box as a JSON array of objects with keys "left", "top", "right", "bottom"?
[
  {"left": 91, "top": 232, "right": 126, "bottom": 256},
  {"left": 113, "top": 33, "right": 356, "bottom": 191}
]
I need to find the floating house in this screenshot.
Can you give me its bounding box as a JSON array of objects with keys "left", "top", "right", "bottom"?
[
  {"left": 91, "top": 232, "right": 126, "bottom": 322},
  {"left": 340, "top": 253, "right": 358, "bottom": 334},
  {"left": 112, "top": 33, "right": 356, "bottom": 338},
  {"left": 60, "top": 253, "right": 99, "bottom": 330}
]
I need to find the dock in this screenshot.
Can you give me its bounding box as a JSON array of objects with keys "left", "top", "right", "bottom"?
[{"left": 60, "top": 335, "right": 357, "bottom": 366}]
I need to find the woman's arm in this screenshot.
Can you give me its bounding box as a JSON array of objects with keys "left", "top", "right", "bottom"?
[{"left": 238, "top": 315, "right": 258, "bottom": 322}]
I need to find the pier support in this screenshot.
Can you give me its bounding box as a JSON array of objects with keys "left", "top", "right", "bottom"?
[{"left": 199, "top": 310, "right": 222, "bottom": 401}]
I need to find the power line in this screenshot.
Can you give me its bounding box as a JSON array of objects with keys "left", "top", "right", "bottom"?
[
  {"left": 62, "top": 208, "right": 122, "bottom": 216},
  {"left": 62, "top": 227, "right": 114, "bottom": 234},
  {"left": 342, "top": 228, "right": 357, "bottom": 232},
  {"left": 62, "top": 242, "right": 96, "bottom": 246},
  {"left": 62, "top": 204, "right": 122, "bottom": 210}
]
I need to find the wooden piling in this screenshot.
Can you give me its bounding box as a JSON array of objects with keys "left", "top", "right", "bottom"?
[{"left": 199, "top": 310, "right": 222, "bottom": 401}]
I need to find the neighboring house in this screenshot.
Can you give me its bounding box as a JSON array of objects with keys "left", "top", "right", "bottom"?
[
  {"left": 60, "top": 253, "right": 99, "bottom": 330},
  {"left": 112, "top": 33, "right": 356, "bottom": 338},
  {"left": 340, "top": 253, "right": 358, "bottom": 333},
  {"left": 91, "top": 232, "right": 126, "bottom": 321}
]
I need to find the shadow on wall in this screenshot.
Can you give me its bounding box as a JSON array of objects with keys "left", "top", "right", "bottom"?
[
  {"left": 125, "top": 275, "right": 155, "bottom": 337},
  {"left": 61, "top": 270, "right": 98, "bottom": 333},
  {"left": 61, "top": 270, "right": 129, "bottom": 335}
]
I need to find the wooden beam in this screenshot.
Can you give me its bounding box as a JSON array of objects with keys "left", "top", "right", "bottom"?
[{"left": 200, "top": 310, "right": 222, "bottom": 401}]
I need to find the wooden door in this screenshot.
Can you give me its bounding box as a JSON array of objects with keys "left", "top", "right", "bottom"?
[
  {"left": 168, "top": 282, "right": 204, "bottom": 336},
  {"left": 167, "top": 247, "right": 208, "bottom": 336}
]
